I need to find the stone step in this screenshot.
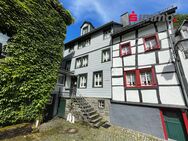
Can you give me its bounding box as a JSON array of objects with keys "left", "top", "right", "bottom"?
[
  {"left": 88, "top": 113, "right": 99, "bottom": 119},
  {"left": 90, "top": 117, "right": 102, "bottom": 123},
  {"left": 82, "top": 107, "right": 94, "bottom": 112},
  {"left": 83, "top": 110, "right": 96, "bottom": 115},
  {"left": 93, "top": 121, "right": 105, "bottom": 128}
]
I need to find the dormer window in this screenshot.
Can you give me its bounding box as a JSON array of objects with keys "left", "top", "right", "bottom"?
[
  {"left": 103, "top": 29, "right": 111, "bottom": 39},
  {"left": 82, "top": 26, "right": 89, "bottom": 35}
]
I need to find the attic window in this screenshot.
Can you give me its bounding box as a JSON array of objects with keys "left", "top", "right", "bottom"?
[
  {"left": 103, "top": 29, "right": 111, "bottom": 39},
  {"left": 82, "top": 26, "right": 89, "bottom": 35}
]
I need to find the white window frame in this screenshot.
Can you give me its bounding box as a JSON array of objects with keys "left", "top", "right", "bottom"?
[
  {"left": 79, "top": 74, "right": 87, "bottom": 88},
  {"left": 82, "top": 26, "right": 89, "bottom": 35},
  {"left": 103, "top": 29, "right": 111, "bottom": 39},
  {"left": 126, "top": 73, "right": 136, "bottom": 87},
  {"left": 98, "top": 100, "right": 105, "bottom": 109},
  {"left": 102, "top": 49, "right": 110, "bottom": 62},
  {"left": 140, "top": 71, "right": 152, "bottom": 86},
  {"left": 93, "top": 71, "right": 103, "bottom": 88}
]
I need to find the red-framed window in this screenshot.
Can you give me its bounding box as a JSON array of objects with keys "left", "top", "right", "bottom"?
[
  {"left": 120, "top": 42, "right": 131, "bottom": 57},
  {"left": 124, "top": 66, "right": 157, "bottom": 88},
  {"left": 143, "top": 34, "right": 160, "bottom": 52}
]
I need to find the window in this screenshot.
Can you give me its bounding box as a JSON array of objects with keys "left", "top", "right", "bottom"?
[
  {"left": 65, "top": 60, "right": 71, "bottom": 71},
  {"left": 58, "top": 74, "right": 65, "bottom": 85},
  {"left": 120, "top": 42, "right": 131, "bottom": 56},
  {"left": 102, "top": 49, "right": 110, "bottom": 62},
  {"left": 98, "top": 100, "right": 105, "bottom": 109},
  {"left": 82, "top": 26, "right": 88, "bottom": 35},
  {"left": 103, "top": 29, "right": 111, "bottom": 39},
  {"left": 93, "top": 71, "right": 103, "bottom": 88},
  {"left": 79, "top": 74, "right": 87, "bottom": 88},
  {"left": 75, "top": 55, "right": 88, "bottom": 69},
  {"left": 69, "top": 46, "right": 74, "bottom": 53},
  {"left": 140, "top": 70, "right": 152, "bottom": 86},
  {"left": 125, "top": 71, "right": 136, "bottom": 87},
  {"left": 143, "top": 34, "right": 160, "bottom": 51},
  {"left": 75, "top": 58, "right": 82, "bottom": 68},
  {"left": 78, "top": 39, "right": 90, "bottom": 49},
  {"left": 124, "top": 67, "right": 157, "bottom": 88}
]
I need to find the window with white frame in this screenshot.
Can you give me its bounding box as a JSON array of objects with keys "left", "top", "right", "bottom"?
[
  {"left": 98, "top": 100, "right": 105, "bottom": 109},
  {"left": 140, "top": 70, "right": 152, "bottom": 86},
  {"left": 75, "top": 55, "right": 88, "bottom": 69},
  {"left": 82, "top": 26, "right": 89, "bottom": 35},
  {"left": 69, "top": 46, "right": 74, "bottom": 53},
  {"left": 102, "top": 49, "right": 110, "bottom": 62},
  {"left": 78, "top": 39, "right": 90, "bottom": 49},
  {"left": 93, "top": 71, "right": 103, "bottom": 88},
  {"left": 124, "top": 67, "right": 157, "bottom": 88},
  {"left": 126, "top": 72, "right": 136, "bottom": 87},
  {"left": 144, "top": 35, "right": 160, "bottom": 51},
  {"left": 82, "top": 56, "right": 88, "bottom": 67},
  {"left": 58, "top": 74, "right": 65, "bottom": 86},
  {"left": 103, "top": 29, "right": 111, "bottom": 39},
  {"left": 75, "top": 58, "right": 82, "bottom": 68},
  {"left": 79, "top": 74, "right": 87, "bottom": 88},
  {"left": 120, "top": 42, "right": 131, "bottom": 56}
]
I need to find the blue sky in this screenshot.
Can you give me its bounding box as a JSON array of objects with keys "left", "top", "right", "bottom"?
[{"left": 60, "top": 0, "right": 188, "bottom": 43}]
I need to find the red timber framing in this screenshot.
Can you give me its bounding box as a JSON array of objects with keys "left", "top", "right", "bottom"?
[
  {"left": 124, "top": 66, "right": 157, "bottom": 88},
  {"left": 182, "top": 112, "right": 188, "bottom": 134},
  {"left": 143, "top": 33, "right": 160, "bottom": 52},
  {"left": 160, "top": 110, "right": 168, "bottom": 140}
]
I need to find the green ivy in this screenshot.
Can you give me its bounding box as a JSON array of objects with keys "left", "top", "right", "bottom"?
[{"left": 0, "top": 0, "right": 73, "bottom": 126}]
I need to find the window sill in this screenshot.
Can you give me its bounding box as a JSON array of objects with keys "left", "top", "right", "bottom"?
[
  {"left": 121, "top": 53, "right": 132, "bottom": 57},
  {"left": 144, "top": 47, "right": 160, "bottom": 52},
  {"left": 125, "top": 85, "right": 157, "bottom": 89},
  {"left": 93, "top": 86, "right": 103, "bottom": 88}
]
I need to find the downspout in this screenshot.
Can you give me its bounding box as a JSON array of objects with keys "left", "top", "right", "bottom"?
[
  {"left": 169, "top": 26, "right": 188, "bottom": 106},
  {"left": 174, "top": 39, "right": 188, "bottom": 106}
]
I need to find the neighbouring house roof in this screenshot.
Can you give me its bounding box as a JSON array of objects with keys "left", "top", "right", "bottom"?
[
  {"left": 80, "top": 21, "right": 95, "bottom": 29},
  {"left": 65, "top": 21, "right": 122, "bottom": 47},
  {"left": 112, "top": 6, "right": 177, "bottom": 38},
  {"left": 175, "top": 20, "right": 188, "bottom": 35}
]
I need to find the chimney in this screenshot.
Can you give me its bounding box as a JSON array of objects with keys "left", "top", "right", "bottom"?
[{"left": 120, "top": 12, "right": 129, "bottom": 27}]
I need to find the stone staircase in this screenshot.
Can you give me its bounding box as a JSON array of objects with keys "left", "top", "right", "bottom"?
[{"left": 71, "top": 95, "right": 105, "bottom": 128}]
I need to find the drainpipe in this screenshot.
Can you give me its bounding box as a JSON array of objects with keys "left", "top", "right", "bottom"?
[
  {"left": 169, "top": 33, "right": 188, "bottom": 107},
  {"left": 173, "top": 38, "right": 188, "bottom": 106}
]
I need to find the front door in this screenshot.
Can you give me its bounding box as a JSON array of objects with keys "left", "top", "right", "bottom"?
[
  {"left": 163, "top": 111, "right": 187, "bottom": 141},
  {"left": 57, "top": 98, "right": 66, "bottom": 117}
]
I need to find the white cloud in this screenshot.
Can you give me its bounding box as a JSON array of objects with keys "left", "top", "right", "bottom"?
[{"left": 62, "top": 0, "right": 120, "bottom": 23}]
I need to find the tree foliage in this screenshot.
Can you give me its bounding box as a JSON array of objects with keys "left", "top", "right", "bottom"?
[
  {"left": 0, "top": 0, "right": 73, "bottom": 126},
  {"left": 174, "top": 14, "right": 188, "bottom": 28}
]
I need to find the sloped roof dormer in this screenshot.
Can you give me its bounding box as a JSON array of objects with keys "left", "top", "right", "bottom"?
[{"left": 80, "top": 21, "right": 95, "bottom": 36}]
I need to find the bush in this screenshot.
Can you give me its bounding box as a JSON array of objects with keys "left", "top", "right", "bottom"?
[{"left": 0, "top": 0, "right": 73, "bottom": 126}]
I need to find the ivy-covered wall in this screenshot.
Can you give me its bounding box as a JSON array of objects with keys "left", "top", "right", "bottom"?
[{"left": 0, "top": 0, "right": 73, "bottom": 126}]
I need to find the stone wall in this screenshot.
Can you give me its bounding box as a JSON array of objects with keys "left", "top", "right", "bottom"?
[
  {"left": 64, "top": 97, "right": 110, "bottom": 122},
  {"left": 85, "top": 97, "right": 110, "bottom": 121}
]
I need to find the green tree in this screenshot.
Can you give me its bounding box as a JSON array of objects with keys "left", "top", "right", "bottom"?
[
  {"left": 174, "top": 14, "right": 188, "bottom": 28},
  {"left": 0, "top": 0, "right": 73, "bottom": 126}
]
